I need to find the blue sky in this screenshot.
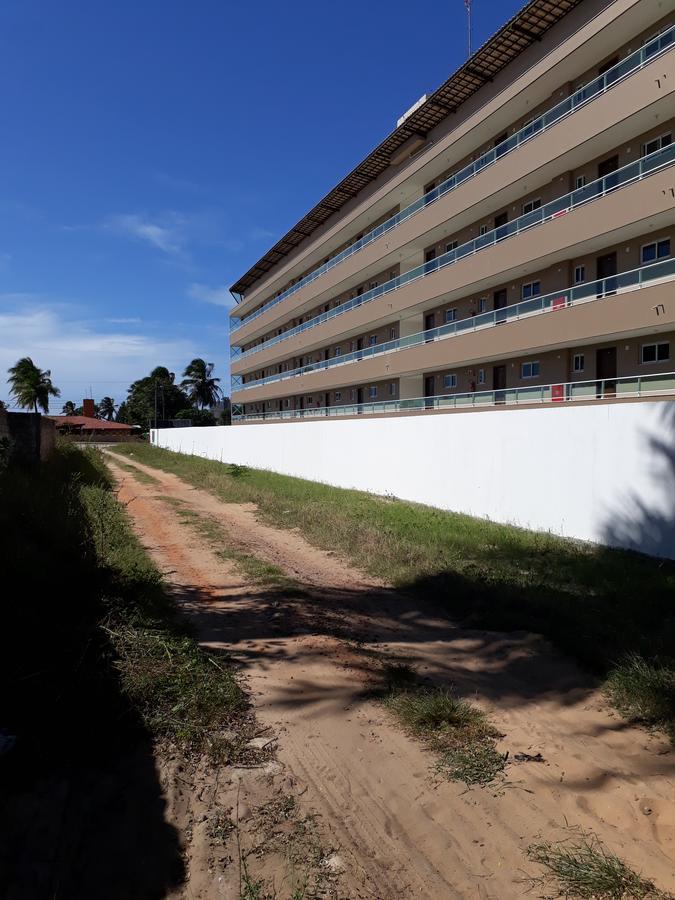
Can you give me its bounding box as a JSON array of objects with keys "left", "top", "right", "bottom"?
[{"left": 0, "top": 0, "right": 521, "bottom": 409}]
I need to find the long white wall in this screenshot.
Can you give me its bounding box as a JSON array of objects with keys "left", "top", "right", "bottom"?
[{"left": 152, "top": 402, "right": 675, "bottom": 560}]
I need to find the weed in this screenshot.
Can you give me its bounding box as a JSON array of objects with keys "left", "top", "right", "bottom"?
[
  {"left": 527, "top": 831, "right": 673, "bottom": 899},
  {"left": 604, "top": 655, "right": 675, "bottom": 737}
]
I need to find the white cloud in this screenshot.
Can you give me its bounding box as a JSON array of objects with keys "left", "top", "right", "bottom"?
[
  {"left": 187, "top": 282, "right": 234, "bottom": 308},
  {"left": 0, "top": 306, "right": 197, "bottom": 408},
  {"left": 104, "top": 212, "right": 187, "bottom": 255}
]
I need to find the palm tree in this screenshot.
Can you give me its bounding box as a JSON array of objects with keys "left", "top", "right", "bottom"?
[
  {"left": 62, "top": 400, "right": 76, "bottom": 416},
  {"left": 7, "top": 357, "right": 61, "bottom": 413},
  {"left": 98, "top": 396, "right": 117, "bottom": 421},
  {"left": 180, "top": 358, "right": 222, "bottom": 409}
]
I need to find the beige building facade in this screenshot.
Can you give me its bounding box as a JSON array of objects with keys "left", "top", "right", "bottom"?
[{"left": 229, "top": 0, "right": 675, "bottom": 422}]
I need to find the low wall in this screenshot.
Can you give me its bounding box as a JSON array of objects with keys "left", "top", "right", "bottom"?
[
  {"left": 152, "top": 401, "right": 675, "bottom": 560},
  {"left": 6, "top": 413, "right": 56, "bottom": 464}
]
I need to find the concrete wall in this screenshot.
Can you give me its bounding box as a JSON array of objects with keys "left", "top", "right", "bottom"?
[
  {"left": 5, "top": 413, "right": 56, "bottom": 464},
  {"left": 152, "top": 401, "right": 675, "bottom": 560}
]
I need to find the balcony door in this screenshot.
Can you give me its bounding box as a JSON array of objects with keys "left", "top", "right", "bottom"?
[
  {"left": 493, "top": 364, "right": 507, "bottom": 404},
  {"left": 493, "top": 288, "right": 508, "bottom": 323},
  {"left": 598, "top": 154, "right": 619, "bottom": 192},
  {"left": 424, "top": 375, "right": 435, "bottom": 409},
  {"left": 596, "top": 347, "right": 617, "bottom": 397},
  {"left": 596, "top": 251, "right": 617, "bottom": 296}
]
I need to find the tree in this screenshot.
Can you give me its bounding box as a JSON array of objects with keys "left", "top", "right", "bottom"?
[
  {"left": 175, "top": 408, "right": 215, "bottom": 427},
  {"left": 98, "top": 397, "right": 117, "bottom": 421},
  {"left": 220, "top": 397, "right": 232, "bottom": 426},
  {"left": 124, "top": 366, "right": 190, "bottom": 427},
  {"left": 62, "top": 400, "right": 77, "bottom": 416},
  {"left": 7, "top": 357, "right": 60, "bottom": 413},
  {"left": 180, "top": 358, "right": 222, "bottom": 409}
]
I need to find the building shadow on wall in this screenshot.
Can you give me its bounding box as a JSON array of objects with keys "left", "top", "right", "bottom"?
[{"left": 601, "top": 401, "right": 675, "bottom": 560}]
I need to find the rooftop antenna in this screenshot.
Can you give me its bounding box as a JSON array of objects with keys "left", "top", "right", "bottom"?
[{"left": 465, "top": 0, "right": 473, "bottom": 58}]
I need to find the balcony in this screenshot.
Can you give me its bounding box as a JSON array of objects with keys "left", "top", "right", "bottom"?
[
  {"left": 231, "top": 23, "right": 675, "bottom": 337},
  {"left": 233, "top": 257, "right": 675, "bottom": 394},
  {"left": 233, "top": 371, "right": 675, "bottom": 423},
  {"left": 232, "top": 141, "right": 675, "bottom": 367}
]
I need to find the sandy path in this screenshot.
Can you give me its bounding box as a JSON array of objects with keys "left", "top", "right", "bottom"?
[{"left": 105, "top": 451, "right": 675, "bottom": 899}]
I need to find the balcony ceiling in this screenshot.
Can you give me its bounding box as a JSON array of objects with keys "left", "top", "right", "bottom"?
[{"left": 230, "top": 0, "right": 581, "bottom": 298}]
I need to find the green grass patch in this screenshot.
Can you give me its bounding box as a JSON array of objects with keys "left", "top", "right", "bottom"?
[
  {"left": 114, "top": 458, "right": 162, "bottom": 486},
  {"left": 112, "top": 444, "right": 675, "bottom": 737},
  {"left": 528, "top": 831, "right": 673, "bottom": 899},
  {"left": 604, "top": 655, "right": 675, "bottom": 738},
  {"left": 379, "top": 666, "right": 505, "bottom": 786},
  {"left": 155, "top": 495, "right": 305, "bottom": 595}
]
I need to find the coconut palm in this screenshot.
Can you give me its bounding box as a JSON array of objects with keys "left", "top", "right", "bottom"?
[
  {"left": 180, "top": 358, "right": 222, "bottom": 409},
  {"left": 7, "top": 357, "right": 61, "bottom": 413},
  {"left": 62, "top": 400, "right": 77, "bottom": 416},
  {"left": 98, "top": 396, "right": 117, "bottom": 421}
]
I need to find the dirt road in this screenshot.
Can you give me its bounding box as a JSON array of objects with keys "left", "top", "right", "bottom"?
[{"left": 105, "top": 450, "right": 675, "bottom": 899}]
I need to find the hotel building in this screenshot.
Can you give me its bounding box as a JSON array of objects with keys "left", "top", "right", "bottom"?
[{"left": 228, "top": 0, "right": 675, "bottom": 423}]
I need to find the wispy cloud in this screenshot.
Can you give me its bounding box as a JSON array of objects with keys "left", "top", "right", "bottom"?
[
  {"left": 105, "top": 316, "right": 143, "bottom": 325},
  {"left": 104, "top": 212, "right": 188, "bottom": 255},
  {"left": 0, "top": 304, "right": 197, "bottom": 407},
  {"left": 187, "top": 282, "right": 234, "bottom": 308}
]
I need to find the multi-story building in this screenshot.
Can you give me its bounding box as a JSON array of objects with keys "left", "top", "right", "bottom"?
[{"left": 228, "top": 0, "right": 675, "bottom": 423}]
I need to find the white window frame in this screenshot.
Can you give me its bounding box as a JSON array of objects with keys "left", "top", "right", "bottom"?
[
  {"left": 443, "top": 374, "right": 458, "bottom": 389},
  {"left": 641, "top": 238, "right": 671, "bottom": 264},
  {"left": 479, "top": 224, "right": 488, "bottom": 236},
  {"left": 334, "top": 391, "right": 342, "bottom": 402},
  {"left": 369, "top": 335, "right": 378, "bottom": 346},
  {"left": 478, "top": 297, "right": 488, "bottom": 313},
  {"left": 522, "top": 198, "right": 542, "bottom": 215},
  {"left": 478, "top": 369, "right": 486, "bottom": 385},
  {"left": 575, "top": 175, "right": 587, "bottom": 190},
  {"left": 389, "top": 327, "right": 397, "bottom": 340},
  {"left": 641, "top": 342, "right": 670, "bottom": 364},
  {"left": 521, "top": 361, "right": 540, "bottom": 379},
  {"left": 573, "top": 353, "right": 585, "bottom": 373},
  {"left": 521, "top": 280, "right": 541, "bottom": 300},
  {"left": 445, "top": 240, "right": 458, "bottom": 253},
  {"left": 641, "top": 133, "right": 672, "bottom": 157},
  {"left": 369, "top": 386, "right": 378, "bottom": 400},
  {"left": 334, "top": 346, "right": 342, "bottom": 357},
  {"left": 444, "top": 308, "right": 457, "bottom": 323},
  {"left": 574, "top": 265, "right": 586, "bottom": 284},
  {"left": 388, "top": 382, "right": 396, "bottom": 397}
]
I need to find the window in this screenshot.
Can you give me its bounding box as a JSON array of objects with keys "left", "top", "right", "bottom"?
[
  {"left": 389, "top": 327, "right": 397, "bottom": 340},
  {"left": 369, "top": 335, "right": 378, "bottom": 346},
  {"left": 350, "top": 389, "right": 357, "bottom": 401},
  {"left": 388, "top": 382, "right": 396, "bottom": 397},
  {"left": 284, "top": 399, "right": 290, "bottom": 408},
  {"left": 522, "top": 198, "right": 542, "bottom": 215},
  {"left": 478, "top": 369, "right": 486, "bottom": 385},
  {"left": 370, "top": 281, "right": 379, "bottom": 289},
  {"left": 444, "top": 308, "right": 457, "bottom": 323},
  {"left": 350, "top": 341, "right": 357, "bottom": 352},
  {"left": 642, "top": 133, "right": 672, "bottom": 157},
  {"left": 307, "top": 397, "right": 313, "bottom": 404},
  {"left": 574, "top": 265, "right": 586, "bottom": 284},
  {"left": 641, "top": 342, "right": 670, "bottom": 364},
  {"left": 641, "top": 239, "right": 670, "bottom": 263},
  {"left": 575, "top": 175, "right": 586, "bottom": 190},
  {"left": 521, "top": 281, "right": 541, "bottom": 300},
  {"left": 446, "top": 240, "right": 458, "bottom": 253},
  {"left": 443, "top": 374, "right": 458, "bottom": 389},
  {"left": 479, "top": 224, "right": 488, "bottom": 236},
  {"left": 335, "top": 391, "right": 342, "bottom": 402},
  {"left": 334, "top": 346, "right": 342, "bottom": 357},
  {"left": 425, "top": 248, "right": 437, "bottom": 263},
  {"left": 369, "top": 386, "right": 378, "bottom": 399},
  {"left": 573, "top": 353, "right": 585, "bottom": 373},
  {"left": 521, "top": 361, "right": 540, "bottom": 379},
  {"left": 478, "top": 297, "right": 488, "bottom": 313}
]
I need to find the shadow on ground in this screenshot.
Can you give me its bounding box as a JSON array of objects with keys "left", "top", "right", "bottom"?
[{"left": 0, "top": 453, "right": 184, "bottom": 900}]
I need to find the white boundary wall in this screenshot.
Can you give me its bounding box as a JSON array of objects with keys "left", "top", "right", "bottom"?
[{"left": 152, "top": 401, "right": 675, "bottom": 560}]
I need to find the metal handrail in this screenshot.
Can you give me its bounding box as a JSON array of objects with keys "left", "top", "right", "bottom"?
[
  {"left": 233, "top": 141, "right": 675, "bottom": 362},
  {"left": 231, "top": 23, "right": 675, "bottom": 335},
  {"left": 233, "top": 258, "right": 675, "bottom": 391},
  {"left": 232, "top": 371, "right": 675, "bottom": 422}
]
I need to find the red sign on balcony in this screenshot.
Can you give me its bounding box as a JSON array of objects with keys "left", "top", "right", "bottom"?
[
  {"left": 551, "top": 384, "right": 565, "bottom": 402},
  {"left": 552, "top": 295, "right": 567, "bottom": 310}
]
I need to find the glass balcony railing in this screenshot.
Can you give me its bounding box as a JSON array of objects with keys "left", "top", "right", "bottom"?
[
  {"left": 232, "top": 371, "right": 675, "bottom": 422},
  {"left": 232, "top": 140, "right": 675, "bottom": 363},
  {"left": 233, "top": 258, "right": 675, "bottom": 392},
  {"left": 231, "top": 23, "right": 675, "bottom": 336}
]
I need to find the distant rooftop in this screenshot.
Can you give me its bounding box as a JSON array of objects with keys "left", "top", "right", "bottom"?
[{"left": 230, "top": 0, "right": 581, "bottom": 298}]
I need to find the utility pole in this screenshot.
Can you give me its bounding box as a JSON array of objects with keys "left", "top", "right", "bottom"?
[{"left": 465, "top": 0, "right": 473, "bottom": 58}]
